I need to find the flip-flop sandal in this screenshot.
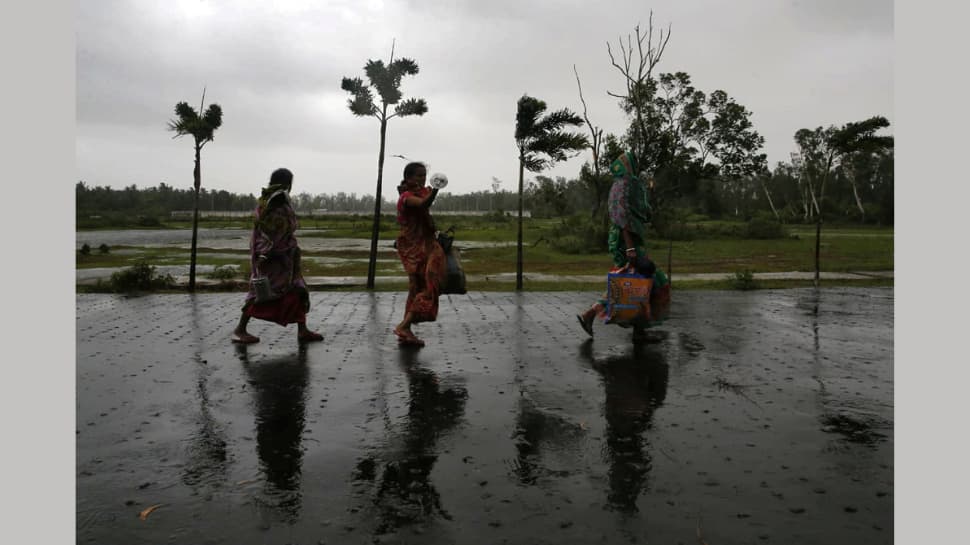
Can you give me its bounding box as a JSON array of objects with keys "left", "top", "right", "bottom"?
[
  {"left": 231, "top": 332, "right": 260, "bottom": 344},
  {"left": 576, "top": 314, "right": 594, "bottom": 338},
  {"left": 298, "top": 331, "right": 324, "bottom": 343}
]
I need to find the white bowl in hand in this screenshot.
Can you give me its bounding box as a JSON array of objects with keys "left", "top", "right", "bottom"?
[{"left": 429, "top": 172, "right": 449, "bottom": 189}]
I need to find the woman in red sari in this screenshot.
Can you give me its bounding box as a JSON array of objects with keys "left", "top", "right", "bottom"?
[
  {"left": 231, "top": 168, "right": 323, "bottom": 344},
  {"left": 393, "top": 162, "right": 446, "bottom": 347}
]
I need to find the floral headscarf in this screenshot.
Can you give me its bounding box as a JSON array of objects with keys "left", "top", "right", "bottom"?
[{"left": 609, "top": 151, "right": 640, "bottom": 180}]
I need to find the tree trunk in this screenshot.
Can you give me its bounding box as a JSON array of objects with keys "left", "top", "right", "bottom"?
[
  {"left": 516, "top": 152, "right": 525, "bottom": 291},
  {"left": 814, "top": 216, "right": 821, "bottom": 288},
  {"left": 813, "top": 154, "right": 834, "bottom": 288},
  {"left": 189, "top": 143, "right": 202, "bottom": 292},
  {"left": 801, "top": 182, "right": 810, "bottom": 222},
  {"left": 759, "top": 178, "right": 780, "bottom": 220},
  {"left": 367, "top": 115, "right": 388, "bottom": 290},
  {"left": 848, "top": 173, "right": 866, "bottom": 222}
]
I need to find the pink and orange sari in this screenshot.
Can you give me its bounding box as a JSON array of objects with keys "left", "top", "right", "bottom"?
[{"left": 396, "top": 186, "right": 446, "bottom": 323}]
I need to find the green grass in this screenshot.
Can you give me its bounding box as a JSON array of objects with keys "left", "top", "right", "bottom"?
[{"left": 76, "top": 219, "right": 893, "bottom": 292}]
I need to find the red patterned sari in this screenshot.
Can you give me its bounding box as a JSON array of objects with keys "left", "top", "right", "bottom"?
[
  {"left": 396, "top": 187, "right": 446, "bottom": 323},
  {"left": 242, "top": 189, "right": 309, "bottom": 326}
]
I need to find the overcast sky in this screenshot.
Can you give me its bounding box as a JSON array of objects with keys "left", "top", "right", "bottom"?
[{"left": 76, "top": 0, "right": 893, "bottom": 198}]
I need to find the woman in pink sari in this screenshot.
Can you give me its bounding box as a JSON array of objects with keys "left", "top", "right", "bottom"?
[
  {"left": 393, "top": 162, "right": 446, "bottom": 347},
  {"left": 231, "top": 168, "right": 323, "bottom": 344}
]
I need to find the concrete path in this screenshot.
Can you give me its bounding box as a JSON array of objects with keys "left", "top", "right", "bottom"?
[
  {"left": 77, "top": 288, "right": 893, "bottom": 544},
  {"left": 77, "top": 269, "right": 894, "bottom": 287}
]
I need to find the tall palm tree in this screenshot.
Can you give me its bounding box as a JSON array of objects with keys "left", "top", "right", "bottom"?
[
  {"left": 341, "top": 42, "right": 428, "bottom": 289},
  {"left": 514, "top": 95, "right": 588, "bottom": 290},
  {"left": 167, "top": 89, "right": 223, "bottom": 292}
]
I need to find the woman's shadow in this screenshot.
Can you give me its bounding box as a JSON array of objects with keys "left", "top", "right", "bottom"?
[
  {"left": 354, "top": 346, "right": 468, "bottom": 536},
  {"left": 580, "top": 339, "right": 669, "bottom": 513},
  {"left": 236, "top": 344, "right": 310, "bottom": 524}
]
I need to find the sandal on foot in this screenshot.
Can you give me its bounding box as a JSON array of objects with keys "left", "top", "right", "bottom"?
[
  {"left": 577, "top": 314, "right": 594, "bottom": 338},
  {"left": 232, "top": 332, "right": 260, "bottom": 344},
  {"left": 298, "top": 331, "right": 324, "bottom": 343}
]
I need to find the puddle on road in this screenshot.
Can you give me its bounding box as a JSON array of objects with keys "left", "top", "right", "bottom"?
[{"left": 819, "top": 413, "right": 889, "bottom": 445}]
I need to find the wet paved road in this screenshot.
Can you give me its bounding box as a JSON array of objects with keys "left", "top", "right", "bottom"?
[{"left": 77, "top": 288, "right": 893, "bottom": 544}]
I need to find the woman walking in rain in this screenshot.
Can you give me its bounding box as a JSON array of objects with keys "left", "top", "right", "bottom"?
[
  {"left": 231, "top": 167, "right": 323, "bottom": 344},
  {"left": 576, "top": 151, "right": 670, "bottom": 340},
  {"left": 393, "top": 162, "right": 446, "bottom": 347}
]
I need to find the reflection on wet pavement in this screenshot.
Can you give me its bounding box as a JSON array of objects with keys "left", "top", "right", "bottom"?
[
  {"left": 237, "top": 345, "right": 310, "bottom": 523},
  {"left": 352, "top": 349, "right": 469, "bottom": 534},
  {"left": 581, "top": 341, "right": 669, "bottom": 513}
]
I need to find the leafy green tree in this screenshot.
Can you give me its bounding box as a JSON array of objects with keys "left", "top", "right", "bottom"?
[
  {"left": 620, "top": 72, "right": 767, "bottom": 218},
  {"left": 341, "top": 42, "right": 428, "bottom": 289},
  {"left": 167, "top": 89, "right": 223, "bottom": 292},
  {"left": 793, "top": 116, "right": 893, "bottom": 285},
  {"left": 514, "top": 95, "right": 588, "bottom": 290}
]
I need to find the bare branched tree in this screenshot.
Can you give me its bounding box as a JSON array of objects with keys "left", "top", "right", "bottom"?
[
  {"left": 573, "top": 64, "right": 609, "bottom": 221},
  {"left": 606, "top": 11, "right": 671, "bottom": 161}
]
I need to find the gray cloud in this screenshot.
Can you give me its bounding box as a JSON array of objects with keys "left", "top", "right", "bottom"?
[{"left": 76, "top": 0, "right": 893, "bottom": 197}]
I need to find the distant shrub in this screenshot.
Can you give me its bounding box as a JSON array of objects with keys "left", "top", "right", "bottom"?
[
  {"left": 550, "top": 214, "right": 608, "bottom": 254},
  {"left": 136, "top": 215, "right": 162, "bottom": 227},
  {"left": 745, "top": 212, "right": 786, "bottom": 239},
  {"left": 79, "top": 243, "right": 91, "bottom": 256},
  {"left": 732, "top": 269, "right": 758, "bottom": 290},
  {"left": 98, "top": 243, "right": 110, "bottom": 254},
  {"left": 207, "top": 264, "right": 239, "bottom": 281},
  {"left": 109, "top": 260, "right": 175, "bottom": 292},
  {"left": 484, "top": 209, "right": 512, "bottom": 223}
]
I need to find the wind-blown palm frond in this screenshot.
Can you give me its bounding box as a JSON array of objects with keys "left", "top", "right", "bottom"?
[
  {"left": 168, "top": 101, "right": 222, "bottom": 144},
  {"left": 527, "top": 132, "right": 589, "bottom": 164},
  {"left": 394, "top": 98, "right": 428, "bottom": 118},
  {"left": 389, "top": 58, "right": 419, "bottom": 77},
  {"left": 515, "top": 95, "right": 546, "bottom": 142},
  {"left": 365, "top": 59, "right": 403, "bottom": 105},
  {"left": 522, "top": 156, "right": 548, "bottom": 172},
  {"left": 202, "top": 104, "right": 223, "bottom": 131},
  {"left": 342, "top": 77, "right": 378, "bottom": 117},
  {"left": 167, "top": 102, "right": 198, "bottom": 135},
  {"left": 533, "top": 109, "right": 584, "bottom": 134}
]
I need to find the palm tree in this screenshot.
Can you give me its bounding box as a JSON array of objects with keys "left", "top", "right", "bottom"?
[
  {"left": 514, "top": 95, "right": 588, "bottom": 290},
  {"left": 167, "top": 89, "right": 223, "bottom": 292},
  {"left": 341, "top": 41, "right": 428, "bottom": 289}
]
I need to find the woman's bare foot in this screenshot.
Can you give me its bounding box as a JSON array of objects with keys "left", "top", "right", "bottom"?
[
  {"left": 577, "top": 312, "right": 594, "bottom": 337},
  {"left": 232, "top": 328, "right": 260, "bottom": 344},
  {"left": 297, "top": 324, "right": 323, "bottom": 343},
  {"left": 298, "top": 330, "right": 324, "bottom": 343}
]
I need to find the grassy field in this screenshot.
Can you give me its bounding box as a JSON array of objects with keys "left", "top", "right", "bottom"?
[{"left": 76, "top": 216, "right": 893, "bottom": 291}]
